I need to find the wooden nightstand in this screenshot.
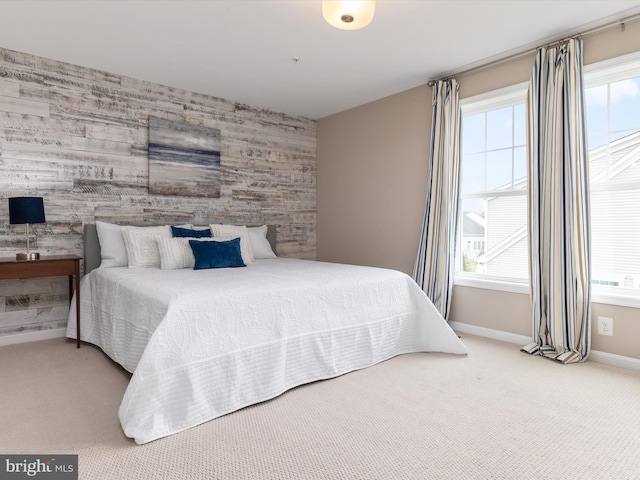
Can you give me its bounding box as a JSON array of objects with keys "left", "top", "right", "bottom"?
[{"left": 0, "top": 255, "right": 82, "bottom": 348}]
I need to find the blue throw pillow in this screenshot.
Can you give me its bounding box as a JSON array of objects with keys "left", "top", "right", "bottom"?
[
  {"left": 171, "top": 226, "right": 212, "bottom": 238},
  {"left": 189, "top": 238, "right": 246, "bottom": 269}
]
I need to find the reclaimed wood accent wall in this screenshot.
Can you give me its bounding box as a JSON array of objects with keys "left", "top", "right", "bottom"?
[{"left": 0, "top": 47, "right": 317, "bottom": 338}]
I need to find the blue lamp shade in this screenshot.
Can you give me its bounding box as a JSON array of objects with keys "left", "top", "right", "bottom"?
[
  {"left": 8, "top": 197, "right": 46, "bottom": 260},
  {"left": 9, "top": 197, "right": 46, "bottom": 225}
]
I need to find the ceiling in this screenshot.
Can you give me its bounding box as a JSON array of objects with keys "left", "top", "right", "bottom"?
[{"left": 1, "top": 1, "right": 639, "bottom": 120}]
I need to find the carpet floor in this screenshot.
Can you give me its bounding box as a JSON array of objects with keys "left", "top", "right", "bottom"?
[{"left": 0, "top": 334, "right": 638, "bottom": 480}]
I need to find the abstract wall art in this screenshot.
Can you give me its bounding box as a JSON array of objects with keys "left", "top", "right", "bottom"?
[{"left": 148, "top": 117, "right": 221, "bottom": 197}]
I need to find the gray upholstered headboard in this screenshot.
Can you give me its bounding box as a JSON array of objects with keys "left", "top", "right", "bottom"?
[
  {"left": 83, "top": 224, "right": 277, "bottom": 274},
  {"left": 84, "top": 223, "right": 102, "bottom": 274}
]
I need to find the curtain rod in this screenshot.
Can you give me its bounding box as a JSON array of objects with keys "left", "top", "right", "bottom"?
[{"left": 427, "top": 11, "right": 640, "bottom": 87}]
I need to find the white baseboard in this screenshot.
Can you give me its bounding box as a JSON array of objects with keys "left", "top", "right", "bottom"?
[
  {"left": 449, "top": 321, "right": 531, "bottom": 346},
  {"left": 588, "top": 350, "right": 640, "bottom": 371},
  {"left": 0, "top": 328, "right": 67, "bottom": 348},
  {"left": 449, "top": 321, "right": 640, "bottom": 372}
]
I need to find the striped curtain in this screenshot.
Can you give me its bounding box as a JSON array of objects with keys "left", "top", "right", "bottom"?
[
  {"left": 522, "top": 38, "right": 591, "bottom": 364},
  {"left": 413, "top": 79, "right": 461, "bottom": 320}
]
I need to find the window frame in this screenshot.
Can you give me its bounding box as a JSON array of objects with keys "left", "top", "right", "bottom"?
[
  {"left": 584, "top": 50, "right": 640, "bottom": 308},
  {"left": 456, "top": 82, "right": 529, "bottom": 291}
]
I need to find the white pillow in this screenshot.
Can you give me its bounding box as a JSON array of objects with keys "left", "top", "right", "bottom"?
[
  {"left": 121, "top": 225, "right": 172, "bottom": 268},
  {"left": 95, "top": 221, "right": 128, "bottom": 268},
  {"left": 209, "top": 224, "right": 254, "bottom": 264},
  {"left": 248, "top": 225, "right": 276, "bottom": 259},
  {"left": 157, "top": 237, "right": 196, "bottom": 270}
]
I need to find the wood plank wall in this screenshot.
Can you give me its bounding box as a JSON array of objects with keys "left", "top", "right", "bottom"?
[{"left": 0, "top": 47, "right": 317, "bottom": 338}]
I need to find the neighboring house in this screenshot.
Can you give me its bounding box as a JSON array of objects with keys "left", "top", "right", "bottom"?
[
  {"left": 462, "top": 212, "right": 486, "bottom": 273},
  {"left": 461, "top": 211, "right": 486, "bottom": 265},
  {"left": 475, "top": 131, "right": 640, "bottom": 287}
]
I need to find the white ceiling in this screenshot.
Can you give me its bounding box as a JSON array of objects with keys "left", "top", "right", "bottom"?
[{"left": 1, "top": 1, "right": 640, "bottom": 120}]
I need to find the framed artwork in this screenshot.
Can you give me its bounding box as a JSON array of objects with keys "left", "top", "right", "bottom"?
[{"left": 148, "top": 117, "right": 221, "bottom": 197}]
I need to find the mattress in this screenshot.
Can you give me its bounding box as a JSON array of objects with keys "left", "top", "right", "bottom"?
[{"left": 67, "top": 258, "right": 467, "bottom": 444}]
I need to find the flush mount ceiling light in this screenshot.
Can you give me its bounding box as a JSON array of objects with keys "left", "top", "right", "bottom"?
[{"left": 322, "top": 0, "right": 376, "bottom": 30}]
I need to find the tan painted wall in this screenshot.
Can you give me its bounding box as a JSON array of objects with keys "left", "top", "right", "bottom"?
[
  {"left": 317, "top": 21, "right": 640, "bottom": 360},
  {"left": 317, "top": 85, "right": 430, "bottom": 274}
]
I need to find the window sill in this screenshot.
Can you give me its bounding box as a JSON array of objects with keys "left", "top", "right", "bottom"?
[
  {"left": 454, "top": 275, "right": 529, "bottom": 295},
  {"left": 454, "top": 275, "right": 640, "bottom": 309},
  {"left": 592, "top": 289, "right": 640, "bottom": 309}
]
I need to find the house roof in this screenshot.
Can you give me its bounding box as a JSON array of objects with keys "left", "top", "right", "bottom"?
[{"left": 463, "top": 212, "right": 485, "bottom": 236}]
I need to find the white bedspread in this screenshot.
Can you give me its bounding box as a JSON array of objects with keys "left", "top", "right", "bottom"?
[{"left": 67, "top": 258, "right": 467, "bottom": 444}]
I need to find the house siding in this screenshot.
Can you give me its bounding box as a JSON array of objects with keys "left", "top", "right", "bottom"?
[
  {"left": 591, "top": 189, "right": 640, "bottom": 288},
  {"left": 485, "top": 195, "right": 527, "bottom": 251},
  {"left": 486, "top": 237, "right": 528, "bottom": 278}
]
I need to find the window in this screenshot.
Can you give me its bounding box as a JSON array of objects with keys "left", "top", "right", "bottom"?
[
  {"left": 455, "top": 52, "right": 640, "bottom": 306},
  {"left": 457, "top": 84, "right": 529, "bottom": 282},
  {"left": 585, "top": 52, "right": 640, "bottom": 301}
]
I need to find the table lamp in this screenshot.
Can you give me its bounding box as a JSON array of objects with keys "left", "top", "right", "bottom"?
[{"left": 9, "top": 197, "right": 46, "bottom": 260}]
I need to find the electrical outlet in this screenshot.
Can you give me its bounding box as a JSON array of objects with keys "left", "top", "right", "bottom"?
[{"left": 597, "top": 316, "right": 613, "bottom": 336}]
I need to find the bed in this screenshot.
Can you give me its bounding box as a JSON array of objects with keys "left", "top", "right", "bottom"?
[{"left": 66, "top": 224, "right": 467, "bottom": 444}]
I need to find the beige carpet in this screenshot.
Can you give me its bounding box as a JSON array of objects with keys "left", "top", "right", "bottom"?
[{"left": 0, "top": 334, "right": 638, "bottom": 480}]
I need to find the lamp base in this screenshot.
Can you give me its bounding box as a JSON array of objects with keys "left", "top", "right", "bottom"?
[{"left": 16, "top": 252, "right": 40, "bottom": 261}]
